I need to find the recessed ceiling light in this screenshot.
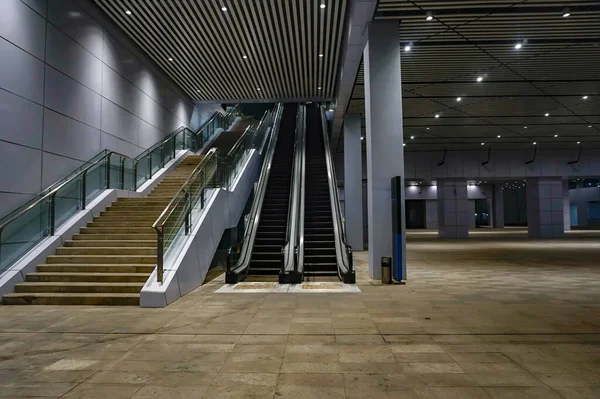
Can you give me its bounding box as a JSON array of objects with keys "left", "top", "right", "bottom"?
[
  {"left": 589, "top": 125, "right": 593, "bottom": 128},
  {"left": 318, "top": 86, "right": 322, "bottom": 90},
  {"left": 481, "top": 142, "right": 485, "bottom": 146},
  {"left": 320, "top": 3, "right": 326, "bottom": 9},
  {"left": 256, "top": 88, "right": 261, "bottom": 91},
  {"left": 583, "top": 95, "right": 588, "bottom": 99},
  {"left": 456, "top": 97, "right": 462, "bottom": 102},
  {"left": 410, "top": 136, "right": 415, "bottom": 139},
  {"left": 524, "top": 126, "right": 528, "bottom": 129},
  {"left": 404, "top": 45, "right": 411, "bottom": 52},
  {"left": 435, "top": 114, "right": 440, "bottom": 118},
  {"left": 242, "top": 55, "right": 248, "bottom": 59},
  {"left": 361, "top": 137, "right": 364, "bottom": 140},
  {"left": 125, "top": 10, "right": 132, "bottom": 15},
  {"left": 533, "top": 142, "right": 537, "bottom": 145},
  {"left": 426, "top": 127, "right": 430, "bottom": 130},
  {"left": 545, "top": 113, "right": 549, "bottom": 117},
  {"left": 221, "top": 6, "right": 228, "bottom": 12},
  {"left": 515, "top": 43, "right": 522, "bottom": 49},
  {"left": 426, "top": 11, "right": 433, "bottom": 21},
  {"left": 554, "top": 134, "right": 558, "bottom": 138},
  {"left": 319, "top": 54, "right": 323, "bottom": 58},
  {"left": 577, "top": 141, "right": 581, "bottom": 144},
  {"left": 477, "top": 76, "right": 483, "bottom": 82},
  {"left": 563, "top": 8, "right": 571, "bottom": 17},
  {"left": 403, "top": 143, "right": 406, "bottom": 147},
  {"left": 168, "top": 57, "right": 173, "bottom": 61},
  {"left": 196, "top": 90, "right": 201, "bottom": 93},
  {"left": 497, "top": 135, "right": 501, "bottom": 138}
]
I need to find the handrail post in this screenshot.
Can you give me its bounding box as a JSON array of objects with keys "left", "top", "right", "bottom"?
[
  {"left": 160, "top": 145, "right": 165, "bottom": 168},
  {"left": 49, "top": 194, "right": 56, "bottom": 236},
  {"left": 157, "top": 228, "right": 164, "bottom": 284},
  {"left": 81, "top": 172, "right": 87, "bottom": 210},
  {"left": 148, "top": 156, "right": 152, "bottom": 179},
  {"left": 105, "top": 156, "right": 110, "bottom": 189},
  {"left": 184, "top": 192, "right": 190, "bottom": 234},
  {"left": 120, "top": 157, "right": 125, "bottom": 190}
]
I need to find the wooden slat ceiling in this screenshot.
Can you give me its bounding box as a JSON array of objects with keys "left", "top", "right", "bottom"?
[
  {"left": 94, "top": 0, "right": 348, "bottom": 101},
  {"left": 346, "top": 0, "right": 600, "bottom": 151}
]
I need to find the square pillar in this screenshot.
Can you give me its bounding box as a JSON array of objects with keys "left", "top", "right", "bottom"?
[
  {"left": 437, "top": 179, "right": 469, "bottom": 238},
  {"left": 563, "top": 179, "right": 571, "bottom": 231},
  {"left": 526, "top": 178, "right": 564, "bottom": 238},
  {"left": 343, "top": 114, "right": 364, "bottom": 250},
  {"left": 363, "top": 20, "right": 405, "bottom": 280},
  {"left": 492, "top": 184, "right": 505, "bottom": 228}
]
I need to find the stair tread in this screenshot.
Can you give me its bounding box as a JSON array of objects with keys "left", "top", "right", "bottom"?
[
  {"left": 16, "top": 282, "right": 143, "bottom": 287},
  {"left": 4, "top": 292, "right": 140, "bottom": 297}
]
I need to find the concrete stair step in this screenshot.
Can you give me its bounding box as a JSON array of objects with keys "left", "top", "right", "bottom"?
[
  {"left": 101, "top": 210, "right": 164, "bottom": 216},
  {"left": 65, "top": 240, "right": 156, "bottom": 248},
  {"left": 37, "top": 264, "right": 155, "bottom": 273},
  {"left": 46, "top": 255, "right": 156, "bottom": 264},
  {"left": 80, "top": 227, "right": 156, "bottom": 234},
  {"left": 55, "top": 247, "right": 156, "bottom": 256},
  {"left": 3, "top": 293, "right": 140, "bottom": 306},
  {"left": 88, "top": 221, "right": 154, "bottom": 228},
  {"left": 26, "top": 272, "right": 150, "bottom": 283},
  {"left": 94, "top": 216, "right": 158, "bottom": 223},
  {"left": 14, "top": 282, "right": 144, "bottom": 293},
  {"left": 73, "top": 234, "right": 156, "bottom": 241}
]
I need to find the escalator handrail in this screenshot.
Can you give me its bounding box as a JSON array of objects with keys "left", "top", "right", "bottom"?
[
  {"left": 281, "top": 105, "right": 306, "bottom": 277},
  {"left": 319, "top": 106, "right": 354, "bottom": 281},
  {"left": 226, "top": 104, "right": 284, "bottom": 278}
]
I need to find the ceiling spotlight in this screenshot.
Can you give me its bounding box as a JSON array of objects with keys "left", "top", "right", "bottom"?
[
  {"left": 320, "top": 3, "right": 326, "bottom": 9},
  {"left": 524, "top": 126, "right": 528, "bottom": 129},
  {"left": 328, "top": 108, "right": 334, "bottom": 112},
  {"left": 242, "top": 55, "right": 248, "bottom": 59},
  {"left": 497, "top": 135, "right": 501, "bottom": 138},
  {"left": 435, "top": 114, "right": 440, "bottom": 118},
  {"left": 477, "top": 76, "right": 483, "bottom": 82},
  {"left": 515, "top": 43, "right": 522, "bottom": 49},
  {"left": 533, "top": 142, "right": 537, "bottom": 145},
  {"left": 221, "top": 6, "right": 228, "bottom": 12},
  {"left": 481, "top": 142, "right": 485, "bottom": 146},
  {"left": 426, "top": 11, "right": 433, "bottom": 21},
  {"left": 168, "top": 57, "right": 173, "bottom": 61},
  {"left": 319, "top": 54, "right": 324, "bottom": 58},
  {"left": 554, "top": 134, "right": 558, "bottom": 138},
  {"left": 426, "top": 127, "right": 430, "bottom": 130},
  {"left": 589, "top": 125, "right": 593, "bottom": 128},
  {"left": 563, "top": 8, "right": 571, "bottom": 17},
  {"left": 456, "top": 97, "right": 462, "bottom": 102},
  {"left": 256, "top": 88, "right": 261, "bottom": 91},
  {"left": 361, "top": 137, "right": 364, "bottom": 141},
  {"left": 318, "top": 86, "right": 322, "bottom": 90},
  {"left": 583, "top": 95, "right": 588, "bottom": 99},
  {"left": 410, "top": 136, "right": 415, "bottom": 139},
  {"left": 545, "top": 113, "right": 549, "bottom": 117},
  {"left": 125, "top": 10, "right": 132, "bottom": 15},
  {"left": 403, "top": 143, "right": 406, "bottom": 147},
  {"left": 404, "top": 45, "right": 411, "bottom": 52},
  {"left": 577, "top": 141, "right": 581, "bottom": 144}
]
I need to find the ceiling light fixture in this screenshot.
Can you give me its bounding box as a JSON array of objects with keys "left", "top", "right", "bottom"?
[
  {"left": 563, "top": 8, "right": 571, "bottom": 17},
  {"left": 545, "top": 113, "right": 549, "bottom": 117},
  {"left": 320, "top": 3, "right": 326, "bottom": 9},
  {"left": 589, "top": 125, "right": 593, "bottom": 128},
  {"left": 577, "top": 141, "right": 581, "bottom": 144},
  {"left": 426, "top": 11, "right": 433, "bottom": 21},
  {"left": 435, "top": 114, "right": 440, "bottom": 118},
  {"left": 456, "top": 97, "right": 462, "bottom": 102},
  {"left": 583, "top": 95, "right": 588, "bottom": 99},
  {"left": 524, "top": 126, "right": 528, "bottom": 129},
  {"left": 477, "top": 76, "right": 483, "bottom": 82},
  {"left": 554, "top": 134, "right": 558, "bottom": 138},
  {"left": 125, "top": 10, "right": 132, "bottom": 15},
  {"left": 221, "top": 6, "right": 227, "bottom": 12},
  {"left": 426, "top": 127, "right": 430, "bottom": 130},
  {"left": 242, "top": 55, "right": 248, "bottom": 59},
  {"left": 328, "top": 108, "right": 334, "bottom": 112},
  {"left": 168, "top": 57, "right": 173, "bottom": 61},
  {"left": 410, "top": 136, "right": 415, "bottom": 139},
  {"left": 361, "top": 137, "right": 364, "bottom": 141},
  {"left": 318, "top": 86, "right": 322, "bottom": 90},
  {"left": 481, "top": 142, "right": 485, "bottom": 146},
  {"left": 403, "top": 143, "right": 406, "bottom": 147},
  {"left": 404, "top": 45, "right": 411, "bottom": 52},
  {"left": 515, "top": 43, "right": 522, "bottom": 49},
  {"left": 319, "top": 54, "right": 323, "bottom": 58},
  {"left": 497, "top": 135, "right": 501, "bottom": 138},
  {"left": 533, "top": 142, "right": 537, "bottom": 145}
]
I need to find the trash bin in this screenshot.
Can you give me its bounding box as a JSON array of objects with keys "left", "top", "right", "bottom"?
[{"left": 381, "top": 257, "right": 392, "bottom": 284}]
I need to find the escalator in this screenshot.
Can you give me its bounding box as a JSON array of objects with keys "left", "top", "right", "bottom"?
[
  {"left": 248, "top": 105, "right": 296, "bottom": 277},
  {"left": 303, "top": 107, "right": 338, "bottom": 278}
]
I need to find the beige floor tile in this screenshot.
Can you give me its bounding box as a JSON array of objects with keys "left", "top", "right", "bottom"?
[
  {"left": 280, "top": 362, "right": 342, "bottom": 374},
  {"left": 130, "top": 385, "right": 209, "bottom": 399},
  {"left": 201, "top": 384, "right": 276, "bottom": 399},
  {"left": 274, "top": 385, "right": 345, "bottom": 398},
  {"left": 394, "top": 353, "right": 455, "bottom": 363},
  {"left": 211, "top": 372, "right": 278, "bottom": 386},
  {"left": 345, "top": 386, "right": 420, "bottom": 399},
  {"left": 278, "top": 373, "right": 345, "bottom": 387},
  {"left": 402, "top": 362, "right": 464, "bottom": 374},
  {"left": 484, "top": 386, "right": 565, "bottom": 398},
  {"left": 344, "top": 373, "right": 412, "bottom": 387},
  {"left": 553, "top": 386, "right": 600, "bottom": 398},
  {"left": 86, "top": 370, "right": 152, "bottom": 385},
  {"left": 147, "top": 371, "right": 216, "bottom": 386},
  {"left": 471, "top": 371, "right": 544, "bottom": 387},
  {"left": 62, "top": 383, "right": 143, "bottom": 398},
  {"left": 0, "top": 382, "right": 76, "bottom": 397}
]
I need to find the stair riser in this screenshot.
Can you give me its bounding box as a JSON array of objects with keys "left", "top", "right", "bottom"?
[
  {"left": 26, "top": 275, "right": 149, "bottom": 283},
  {"left": 3, "top": 296, "right": 140, "bottom": 306},
  {"left": 65, "top": 241, "right": 156, "bottom": 248},
  {"left": 47, "top": 255, "right": 156, "bottom": 264},
  {"left": 81, "top": 228, "right": 156, "bottom": 234},
  {"left": 38, "top": 265, "right": 155, "bottom": 273},
  {"left": 73, "top": 234, "right": 156, "bottom": 241},
  {"left": 15, "top": 285, "right": 143, "bottom": 293},
  {"left": 56, "top": 248, "right": 156, "bottom": 256}
]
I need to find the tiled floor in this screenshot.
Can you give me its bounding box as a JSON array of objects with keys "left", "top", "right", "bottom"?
[{"left": 0, "top": 228, "right": 599, "bottom": 398}]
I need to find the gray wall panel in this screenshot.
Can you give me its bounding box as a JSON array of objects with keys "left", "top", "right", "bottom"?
[
  {"left": 44, "top": 65, "right": 102, "bottom": 128},
  {"left": 100, "top": 98, "right": 138, "bottom": 145},
  {"left": 47, "top": 0, "right": 103, "bottom": 59},
  {"left": 0, "top": 142, "right": 42, "bottom": 194},
  {"left": 45, "top": 23, "right": 103, "bottom": 93},
  {"left": 0, "top": 0, "right": 195, "bottom": 217},
  {"left": 0, "top": 89, "right": 43, "bottom": 149},
  {"left": 0, "top": 38, "right": 45, "bottom": 103},
  {"left": 40, "top": 152, "right": 83, "bottom": 188},
  {"left": 0, "top": 0, "right": 46, "bottom": 59},
  {"left": 0, "top": 192, "right": 37, "bottom": 218},
  {"left": 43, "top": 109, "right": 101, "bottom": 161}
]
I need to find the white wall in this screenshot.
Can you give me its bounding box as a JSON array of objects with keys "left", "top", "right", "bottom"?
[{"left": 0, "top": 0, "right": 195, "bottom": 217}]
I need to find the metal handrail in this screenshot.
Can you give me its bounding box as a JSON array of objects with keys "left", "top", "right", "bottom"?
[
  {"left": 319, "top": 106, "right": 355, "bottom": 283},
  {"left": 225, "top": 104, "right": 284, "bottom": 283},
  {"left": 226, "top": 110, "right": 268, "bottom": 158},
  {"left": 280, "top": 104, "right": 305, "bottom": 283},
  {"left": 0, "top": 150, "right": 131, "bottom": 233}
]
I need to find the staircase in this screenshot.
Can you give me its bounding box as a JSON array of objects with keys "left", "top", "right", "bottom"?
[
  {"left": 248, "top": 105, "right": 296, "bottom": 278},
  {"left": 3, "top": 155, "right": 205, "bottom": 306},
  {"left": 303, "top": 107, "right": 338, "bottom": 279}
]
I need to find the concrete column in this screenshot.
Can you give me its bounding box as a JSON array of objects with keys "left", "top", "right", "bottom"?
[
  {"left": 437, "top": 179, "right": 469, "bottom": 238},
  {"left": 492, "top": 184, "right": 505, "bottom": 228},
  {"left": 363, "top": 20, "right": 405, "bottom": 280},
  {"left": 343, "top": 114, "right": 363, "bottom": 250},
  {"left": 563, "top": 179, "right": 571, "bottom": 231},
  {"left": 526, "top": 178, "right": 564, "bottom": 238}
]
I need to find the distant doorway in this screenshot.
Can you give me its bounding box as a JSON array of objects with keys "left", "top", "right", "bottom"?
[
  {"left": 406, "top": 200, "right": 426, "bottom": 229},
  {"left": 475, "top": 199, "right": 490, "bottom": 227}
]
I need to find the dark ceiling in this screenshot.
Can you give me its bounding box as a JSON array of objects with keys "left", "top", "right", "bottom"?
[
  {"left": 94, "top": 0, "right": 348, "bottom": 102},
  {"left": 343, "top": 0, "right": 600, "bottom": 151}
]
